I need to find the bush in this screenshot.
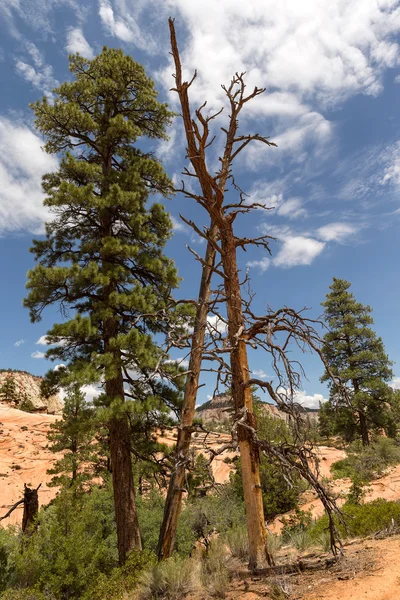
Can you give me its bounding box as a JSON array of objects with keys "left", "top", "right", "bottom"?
[
  {"left": 0, "top": 589, "right": 51, "bottom": 600},
  {"left": 224, "top": 526, "right": 248, "bottom": 561},
  {"left": 18, "top": 398, "right": 36, "bottom": 413},
  {"left": 331, "top": 437, "right": 400, "bottom": 481},
  {"left": 137, "top": 492, "right": 195, "bottom": 557},
  {"left": 309, "top": 499, "right": 400, "bottom": 540},
  {"left": 137, "top": 555, "right": 200, "bottom": 600},
  {"left": 201, "top": 540, "right": 230, "bottom": 598},
  {"left": 3, "top": 487, "right": 118, "bottom": 599},
  {"left": 185, "top": 485, "right": 245, "bottom": 549},
  {"left": 83, "top": 550, "right": 155, "bottom": 600}
]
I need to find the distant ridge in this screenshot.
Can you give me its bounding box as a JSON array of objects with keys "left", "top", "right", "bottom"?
[{"left": 196, "top": 392, "right": 319, "bottom": 424}]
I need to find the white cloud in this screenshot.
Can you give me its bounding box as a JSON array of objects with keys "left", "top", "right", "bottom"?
[
  {"left": 59, "top": 383, "right": 102, "bottom": 404},
  {"left": 252, "top": 369, "right": 268, "bottom": 380},
  {"left": 0, "top": 118, "right": 58, "bottom": 234},
  {"left": 65, "top": 27, "right": 94, "bottom": 59},
  {"left": 36, "top": 335, "right": 65, "bottom": 347},
  {"left": 98, "top": 0, "right": 157, "bottom": 52},
  {"left": 81, "top": 384, "right": 102, "bottom": 403},
  {"left": 277, "top": 198, "right": 307, "bottom": 219},
  {"left": 273, "top": 235, "right": 325, "bottom": 268},
  {"left": 156, "top": 126, "right": 178, "bottom": 164},
  {"left": 206, "top": 314, "right": 228, "bottom": 334},
  {"left": 14, "top": 339, "right": 25, "bottom": 347},
  {"left": 0, "top": 0, "right": 86, "bottom": 38},
  {"left": 165, "top": 357, "right": 189, "bottom": 369},
  {"left": 317, "top": 222, "right": 357, "bottom": 242},
  {"left": 31, "top": 351, "right": 45, "bottom": 359},
  {"left": 156, "top": 0, "right": 400, "bottom": 108},
  {"left": 246, "top": 256, "right": 270, "bottom": 273},
  {"left": 15, "top": 42, "right": 58, "bottom": 99},
  {"left": 390, "top": 377, "right": 400, "bottom": 390},
  {"left": 170, "top": 215, "right": 188, "bottom": 233},
  {"left": 293, "top": 389, "right": 327, "bottom": 409}
]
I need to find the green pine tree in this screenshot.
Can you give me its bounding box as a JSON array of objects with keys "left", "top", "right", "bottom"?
[
  {"left": 47, "top": 384, "right": 96, "bottom": 489},
  {"left": 321, "top": 278, "right": 394, "bottom": 446},
  {"left": 24, "top": 48, "right": 187, "bottom": 564},
  {"left": 0, "top": 375, "right": 18, "bottom": 403}
]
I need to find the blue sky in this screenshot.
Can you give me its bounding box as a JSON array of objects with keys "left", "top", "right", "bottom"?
[{"left": 1, "top": 0, "right": 400, "bottom": 408}]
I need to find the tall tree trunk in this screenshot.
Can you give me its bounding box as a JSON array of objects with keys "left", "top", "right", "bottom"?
[
  {"left": 107, "top": 373, "right": 142, "bottom": 564},
  {"left": 22, "top": 484, "right": 39, "bottom": 535},
  {"left": 220, "top": 225, "right": 272, "bottom": 570},
  {"left": 157, "top": 221, "right": 217, "bottom": 560},
  {"left": 358, "top": 410, "right": 369, "bottom": 447}
]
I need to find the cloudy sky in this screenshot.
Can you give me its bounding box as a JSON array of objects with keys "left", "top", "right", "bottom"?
[{"left": 1, "top": 0, "right": 400, "bottom": 408}]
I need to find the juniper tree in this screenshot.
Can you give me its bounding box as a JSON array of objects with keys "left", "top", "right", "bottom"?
[
  {"left": 321, "top": 278, "right": 393, "bottom": 446},
  {"left": 47, "top": 384, "right": 96, "bottom": 488},
  {"left": 24, "top": 48, "right": 186, "bottom": 564}
]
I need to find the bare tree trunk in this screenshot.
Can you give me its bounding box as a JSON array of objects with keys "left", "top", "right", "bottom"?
[
  {"left": 157, "top": 221, "right": 217, "bottom": 560},
  {"left": 107, "top": 373, "right": 142, "bottom": 564},
  {"left": 219, "top": 226, "right": 271, "bottom": 569},
  {"left": 167, "top": 18, "right": 276, "bottom": 569},
  {"left": 22, "top": 484, "right": 39, "bottom": 535}
]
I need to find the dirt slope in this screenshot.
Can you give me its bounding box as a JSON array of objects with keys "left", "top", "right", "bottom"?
[{"left": 0, "top": 403, "right": 61, "bottom": 527}]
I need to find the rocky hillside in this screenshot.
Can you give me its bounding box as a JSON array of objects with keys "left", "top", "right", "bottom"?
[
  {"left": 0, "top": 403, "right": 61, "bottom": 527},
  {"left": 196, "top": 392, "right": 319, "bottom": 424},
  {"left": 0, "top": 370, "right": 62, "bottom": 414}
]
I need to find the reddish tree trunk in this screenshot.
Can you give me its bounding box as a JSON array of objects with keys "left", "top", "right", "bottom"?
[
  {"left": 219, "top": 225, "right": 271, "bottom": 569},
  {"left": 107, "top": 374, "right": 142, "bottom": 564},
  {"left": 157, "top": 221, "right": 217, "bottom": 560}
]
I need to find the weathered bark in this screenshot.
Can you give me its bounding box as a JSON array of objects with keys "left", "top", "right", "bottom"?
[
  {"left": 358, "top": 410, "right": 369, "bottom": 447},
  {"left": 168, "top": 18, "right": 275, "bottom": 569},
  {"left": 157, "top": 220, "right": 217, "bottom": 560},
  {"left": 107, "top": 370, "right": 142, "bottom": 564},
  {"left": 22, "top": 484, "right": 39, "bottom": 535},
  {"left": 219, "top": 225, "right": 272, "bottom": 569}
]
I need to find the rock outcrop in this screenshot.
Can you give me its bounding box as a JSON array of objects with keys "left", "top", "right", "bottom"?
[
  {"left": 0, "top": 370, "right": 62, "bottom": 414},
  {"left": 196, "top": 392, "right": 319, "bottom": 424}
]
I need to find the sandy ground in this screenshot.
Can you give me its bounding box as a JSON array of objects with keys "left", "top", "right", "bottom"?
[
  {"left": 0, "top": 403, "right": 61, "bottom": 527},
  {"left": 299, "top": 536, "right": 400, "bottom": 600},
  {"left": 228, "top": 536, "right": 400, "bottom": 600}
]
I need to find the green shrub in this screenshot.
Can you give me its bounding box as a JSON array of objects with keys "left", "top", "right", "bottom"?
[
  {"left": 309, "top": 499, "right": 400, "bottom": 540},
  {"left": 18, "top": 399, "right": 36, "bottom": 413},
  {"left": 0, "top": 589, "right": 51, "bottom": 600},
  {"left": 331, "top": 437, "right": 400, "bottom": 482},
  {"left": 82, "top": 549, "right": 155, "bottom": 600},
  {"left": 136, "top": 491, "right": 196, "bottom": 557},
  {"left": 185, "top": 485, "right": 245, "bottom": 548},
  {"left": 4, "top": 487, "right": 118, "bottom": 599}
]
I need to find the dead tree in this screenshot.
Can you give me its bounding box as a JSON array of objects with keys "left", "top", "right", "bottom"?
[
  {"left": 165, "top": 18, "right": 277, "bottom": 570},
  {"left": 0, "top": 483, "right": 41, "bottom": 535},
  {"left": 157, "top": 221, "right": 217, "bottom": 560}
]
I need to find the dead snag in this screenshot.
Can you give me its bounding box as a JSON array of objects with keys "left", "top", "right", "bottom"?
[{"left": 165, "top": 18, "right": 277, "bottom": 570}]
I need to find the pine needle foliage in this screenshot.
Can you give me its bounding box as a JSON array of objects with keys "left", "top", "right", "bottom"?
[{"left": 320, "top": 278, "right": 394, "bottom": 445}]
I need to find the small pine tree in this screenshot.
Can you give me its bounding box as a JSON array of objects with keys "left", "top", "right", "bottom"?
[
  {"left": 47, "top": 384, "right": 96, "bottom": 488},
  {"left": 0, "top": 376, "right": 18, "bottom": 403},
  {"left": 321, "top": 278, "right": 393, "bottom": 446}
]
